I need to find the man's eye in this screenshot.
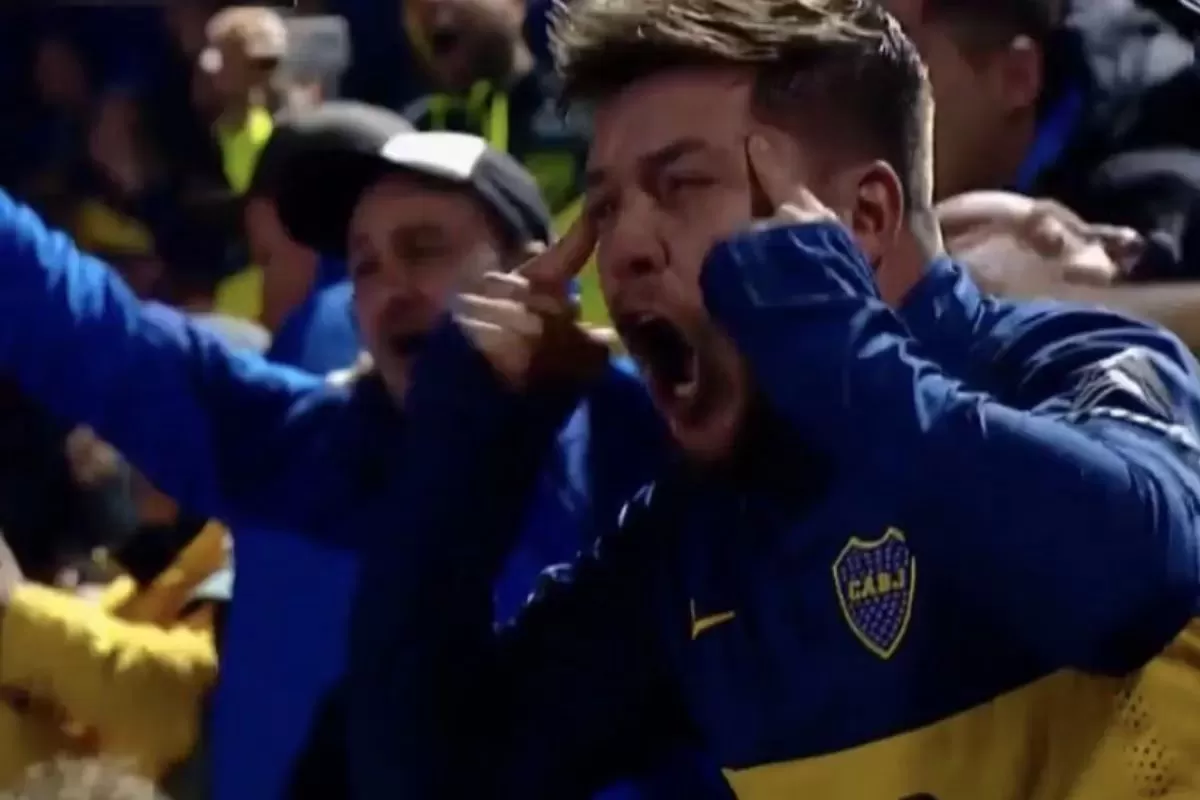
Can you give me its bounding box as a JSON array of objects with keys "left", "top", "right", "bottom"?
[
  {"left": 400, "top": 244, "right": 448, "bottom": 264},
  {"left": 663, "top": 174, "right": 714, "bottom": 196}
]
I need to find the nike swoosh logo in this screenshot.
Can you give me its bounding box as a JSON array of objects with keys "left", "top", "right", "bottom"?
[{"left": 690, "top": 600, "right": 736, "bottom": 639}]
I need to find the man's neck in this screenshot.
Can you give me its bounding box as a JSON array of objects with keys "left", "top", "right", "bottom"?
[
  {"left": 878, "top": 213, "right": 943, "bottom": 306},
  {"left": 979, "top": 115, "right": 1039, "bottom": 193},
  {"left": 217, "top": 98, "right": 254, "bottom": 131}
]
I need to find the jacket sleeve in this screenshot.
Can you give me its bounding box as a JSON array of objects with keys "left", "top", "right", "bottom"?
[
  {"left": 0, "top": 583, "right": 217, "bottom": 777},
  {"left": 0, "top": 189, "right": 343, "bottom": 529},
  {"left": 1075, "top": 147, "right": 1200, "bottom": 281},
  {"left": 347, "top": 322, "right": 696, "bottom": 799},
  {"left": 702, "top": 221, "right": 1200, "bottom": 674}
]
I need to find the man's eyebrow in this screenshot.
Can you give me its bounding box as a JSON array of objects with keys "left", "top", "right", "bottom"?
[{"left": 585, "top": 137, "right": 713, "bottom": 189}]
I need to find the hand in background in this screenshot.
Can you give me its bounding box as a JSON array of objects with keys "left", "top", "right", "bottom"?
[{"left": 938, "top": 191, "right": 1142, "bottom": 297}]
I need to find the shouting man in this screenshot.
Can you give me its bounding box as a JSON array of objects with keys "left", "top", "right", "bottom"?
[{"left": 346, "top": 0, "right": 1200, "bottom": 797}]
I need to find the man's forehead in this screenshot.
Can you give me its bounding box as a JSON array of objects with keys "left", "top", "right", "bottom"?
[{"left": 586, "top": 68, "right": 751, "bottom": 172}]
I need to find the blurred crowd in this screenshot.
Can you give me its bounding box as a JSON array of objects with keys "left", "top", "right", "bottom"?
[{"left": 0, "top": 0, "right": 1199, "bottom": 797}]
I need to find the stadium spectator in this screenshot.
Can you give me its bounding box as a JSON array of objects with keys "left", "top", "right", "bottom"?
[
  {"left": 72, "top": 90, "right": 169, "bottom": 298},
  {"left": 0, "top": 308, "right": 266, "bottom": 793},
  {"left": 882, "top": 0, "right": 1200, "bottom": 280},
  {"left": 18, "top": 33, "right": 95, "bottom": 225},
  {"left": 239, "top": 101, "right": 377, "bottom": 339},
  {"left": 203, "top": 4, "right": 290, "bottom": 322},
  {"left": 0, "top": 101, "right": 674, "bottom": 799},
  {"left": 402, "top": 0, "right": 607, "bottom": 320},
  {"left": 345, "top": 0, "right": 1200, "bottom": 796}
]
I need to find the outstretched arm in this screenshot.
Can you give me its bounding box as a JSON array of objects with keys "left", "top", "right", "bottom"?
[{"left": 0, "top": 189, "right": 350, "bottom": 530}]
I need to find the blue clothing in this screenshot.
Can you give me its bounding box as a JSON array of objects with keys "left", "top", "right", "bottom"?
[
  {"left": 0, "top": 190, "right": 685, "bottom": 798},
  {"left": 266, "top": 258, "right": 359, "bottom": 374},
  {"left": 346, "top": 221, "right": 1200, "bottom": 798},
  {"left": 215, "top": 256, "right": 363, "bottom": 800}
]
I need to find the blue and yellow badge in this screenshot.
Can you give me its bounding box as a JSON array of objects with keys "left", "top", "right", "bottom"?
[{"left": 832, "top": 527, "right": 915, "bottom": 659}]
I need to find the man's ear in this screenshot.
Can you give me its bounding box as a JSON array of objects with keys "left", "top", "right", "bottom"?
[
  {"left": 838, "top": 159, "right": 905, "bottom": 267},
  {"left": 995, "top": 35, "right": 1043, "bottom": 115}
]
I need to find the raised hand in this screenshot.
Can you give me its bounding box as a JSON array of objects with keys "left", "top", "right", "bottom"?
[
  {"left": 938, "top": 191, "right": 1136, "bottom": 296},
  {"left": 455, "top": 219, "right": 607, "bottom": 389},
  {"left": 745, "top": 134, "right": 840, "bottom": 227}
]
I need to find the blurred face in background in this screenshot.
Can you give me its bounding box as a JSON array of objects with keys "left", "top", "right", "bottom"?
[
  {"left": 244, "top": 197, "right": 320, "bottom": 331},
  {"left": 33, "top": 36, "right": 90, "bottom": 113},
  {"left": 346, "top": 172, "right": 520, "bottom": 398},
  {"left": 405, "top": 0, "right": 527, "bottom": 91},
  {"left": 880, "top": 1, "right": 1044, "bottom": 200},
  {"left": 200, "top": 31, "right": 255, "bottom": 107},
  {"left": 87, "top": 92, "right": 148, "bottom": 181}
]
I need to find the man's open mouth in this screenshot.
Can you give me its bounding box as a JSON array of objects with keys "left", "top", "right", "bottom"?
[{"left": 617, "top": 315, "right": 699, "bottom": 407}]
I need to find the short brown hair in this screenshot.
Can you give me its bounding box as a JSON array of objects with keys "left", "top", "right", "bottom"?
[{"left": 550, "top": 0, "right": 934, "bottom": 210}]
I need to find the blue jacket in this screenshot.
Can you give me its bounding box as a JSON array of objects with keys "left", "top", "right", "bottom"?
[
  {"left": 213, "top": 257, "right": 361, "bottom": 800},
  {"left": 266, "top": 259, "right": 359, "bottom": 374},
  {"left": 0, "top": 190, "right": 704, "bottom": 798},
  {"left": 346, "top": 221, "right": 1200, "bottom": 798}
]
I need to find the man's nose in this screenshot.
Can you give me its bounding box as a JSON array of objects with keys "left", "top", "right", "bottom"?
[
  {"left": 603, "top": 202, "right": 666, "bottom": 283},
  {"left": 377, "top": 257, "right": 420, "bottom": 297}
]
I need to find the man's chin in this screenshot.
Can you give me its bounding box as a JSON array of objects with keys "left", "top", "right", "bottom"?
[{"left": 668, "top": 407, "right": 744, "bottom": 464}]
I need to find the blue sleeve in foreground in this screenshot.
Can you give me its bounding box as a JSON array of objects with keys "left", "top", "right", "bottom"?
[
  {"left": 0, "top": 189, "right": 340, "bottom": 529},
  {"left": 702, "top": 221, "right": 1200, "bottom": 673}
]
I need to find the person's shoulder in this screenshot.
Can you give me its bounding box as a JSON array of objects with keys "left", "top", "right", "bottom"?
[
  {"left": 982, "top": 294, "right": 1193, "bottom": 370},
  {"left": 978, "top": 294, "right": 1200, "bottom": 416},
  {"left": 187, "top": 312, "right": 272, "bottom": 354}
]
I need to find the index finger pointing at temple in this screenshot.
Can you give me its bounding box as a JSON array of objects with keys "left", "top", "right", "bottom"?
[
  {"left": 746, "top": 134, "right": 836, "bottom": 224},
  {"left": 516, "top": 215, "right": 597, "bottom": 290}
]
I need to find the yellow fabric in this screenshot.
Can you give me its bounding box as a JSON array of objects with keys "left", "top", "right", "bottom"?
[
  {"left": 72, "top": 200, "right": 154, "bottom": 257},
  {"left": 0, "top": 585, "right": 217, "bottom": 785},
  {"left": 216, "top": 106, "right": 273, "bottom": 195},
  {"left": 214, "top": 267, "right": 264, "bottom": 321},
  {"left": 724, "top": 620, "right": 1200, "bottom": 799},
  {"left": 214, "top": 105, "right": 273, "bottom": 321},
  {"left": 106, "top": 521, "right": 230, "bottom": 626}
]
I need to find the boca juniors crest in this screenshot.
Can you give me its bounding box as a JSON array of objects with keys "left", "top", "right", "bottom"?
[{"left": 832, "top": 527, "right": 916, "bottom": 659}]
